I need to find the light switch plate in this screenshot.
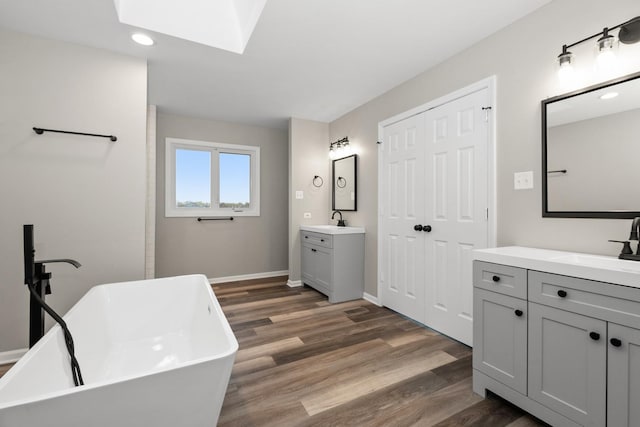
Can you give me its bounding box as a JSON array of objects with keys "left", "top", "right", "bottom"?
[
  {"left": 514, "top": 171, "right": 534, "bottom": 190},
  {"left": 295, "top": 190, "right": 304, "bottom": 199},
  {"left": 303, "top": 212, "right": 311, "bottom": 219}
]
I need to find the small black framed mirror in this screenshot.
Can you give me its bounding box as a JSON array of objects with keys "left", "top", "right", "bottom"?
[
  {"left": 332, "top": 154, "right": 357, "bottom": 211},
  {"left": 542, "top": 71, "right": 640, "bottom": 218}
]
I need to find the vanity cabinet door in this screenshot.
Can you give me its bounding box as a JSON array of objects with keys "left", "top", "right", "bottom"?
[
  {"left": 313, "top": 246, "right": 332, "bottom": 291},
  {"left": 608, "top": 323, "right": 640, "bottom": 427},
  {"left": 301, "top": 243, "right": 332, "bottom": 294},
  {"left": 528, "top": 303, "right": 606, "bottom": 427},
  {"left": 473, "top": 288, "right": 527, "bottom": 394},
  {"left": 301, "top": 245, "right": 317, "bottom": 285}
]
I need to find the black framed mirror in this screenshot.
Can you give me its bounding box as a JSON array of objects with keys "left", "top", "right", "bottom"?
[
  {"left": 542, "top": 71, "right": 640, "bottom": 218},
  {"left": 332, "top": 154, "right": 357, "bottom": 211}
]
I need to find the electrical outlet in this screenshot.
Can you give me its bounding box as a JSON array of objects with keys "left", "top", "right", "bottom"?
[
  {"left": 295, "top": 191, "right": 304, "bottom": 199},
  {"left": 303, "top": 212, "right": 312, "bottom": 219},
  {"left": 514, "top": 171, "right": 534, "bottom": 190}
]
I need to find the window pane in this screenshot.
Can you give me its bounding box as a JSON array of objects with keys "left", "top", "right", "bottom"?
[
  {"left": 175, "top": 149, "right": 211, "bottom": 208},
  {"left": 219, "top": 152, "right": 250, "bottom": 209}
]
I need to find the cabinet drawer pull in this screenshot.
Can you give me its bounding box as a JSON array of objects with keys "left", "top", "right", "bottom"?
[
  {"left": 311, "top": 248, "right": 317, "bottom": 252},
  {"left": 610, "top": 338, "right": 622, "bottom": 347},
  {"left": 557, "top": 290, "right": 567, "bottom": 298},
  {"left": 321, "top": 239, "right": 325, "bottom": 242},
  {"left": 305, "top": 236, "right": 309, "bottom": 239},
  {"left": 589, "top": 331, "right": 600, "bottom": 341},
  {"left": 514, "top": 309, "right": 523, "bottom": 317},
  {"left": 492, "top": 275, "right": 500, "bottom": 282}
]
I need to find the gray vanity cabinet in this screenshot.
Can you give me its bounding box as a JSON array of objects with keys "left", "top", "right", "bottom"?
[
  {"left": 473, "top": 259, "right": 640, "bottom": 427},
  {"left": 528, "top": 303, "right": 606, "bottom": 427},
  {"left": 300, "top": 230, "right": 364, "bottom": 303},
  {"left": 608, "top": 323, "right": 640, "bottom": 427}
]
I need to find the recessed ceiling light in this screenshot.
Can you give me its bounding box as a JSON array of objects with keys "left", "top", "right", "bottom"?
[
  {"left": 131, "top": 33, "right": 154, "bottom": 46},
  {"left": 599, "top": 92, "right": 619, "bottom": 100}
]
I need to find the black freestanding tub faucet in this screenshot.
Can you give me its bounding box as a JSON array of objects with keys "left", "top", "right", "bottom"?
[
  {"left": 23, "top": 225, "right": 82, "bottom": 347},
  {"left": 23, "top": 224, "right": 85, "bottom": 386}
]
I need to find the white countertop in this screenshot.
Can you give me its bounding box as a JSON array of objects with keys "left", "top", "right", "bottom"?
[
  {"left": 300, "top": 225, "right": 365, "bottom": 235},
  {"left": 473, "top": 246, "right": 640, "bottom": 289}
]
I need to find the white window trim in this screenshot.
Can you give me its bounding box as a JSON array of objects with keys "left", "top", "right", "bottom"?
[{"left": 165, "top": 137, "right": 260, "bottom": 217}]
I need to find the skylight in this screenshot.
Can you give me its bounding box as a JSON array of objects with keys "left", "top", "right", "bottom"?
[{"left": 113, "top": 0, "right": 267, "bottom": 54}]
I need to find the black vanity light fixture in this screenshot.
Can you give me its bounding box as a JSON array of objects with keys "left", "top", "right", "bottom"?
[
  {"left": 329, "top": 137, "right": 351, "bottom": 159},
  {"left": 557, "top": 16, "right": 640, "bottom": 81}
]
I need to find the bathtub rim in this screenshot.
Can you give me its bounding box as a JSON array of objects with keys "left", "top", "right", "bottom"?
[{"left": 0, "top": 274, "right": 238, "bottom": 411}]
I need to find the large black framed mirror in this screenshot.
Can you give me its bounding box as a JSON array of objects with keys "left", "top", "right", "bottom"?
[
  {"left": 542, "top": 71, "right": 640, "bottom": 218},
  {"left": 332, "top": 154, "right": 357, "bottom": 211}
]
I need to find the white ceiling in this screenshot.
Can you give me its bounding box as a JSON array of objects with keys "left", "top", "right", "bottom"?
[{"left": 0, "top": 0, "right": 551, "bottom": 128}]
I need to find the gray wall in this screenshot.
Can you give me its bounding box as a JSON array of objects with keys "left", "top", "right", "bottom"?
[
  {"left": 156, "top": 113, "right": 288, "bottom": 279},
  {"left": 288, "top": 118, "right": 330, "bottom": 282},
  {"left": 0, "top": 30, "right": 147, "bottom": 352},
  {"left": 547, "top": 108, "right": 640, "bottom": 211},
  {"left": 324, "top": 0, "right": 640, "bottom": 297}
]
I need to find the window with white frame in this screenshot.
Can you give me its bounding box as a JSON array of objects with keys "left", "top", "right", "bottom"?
[{"left": 165, "top": 138, "right": 260, "bottom": 217}]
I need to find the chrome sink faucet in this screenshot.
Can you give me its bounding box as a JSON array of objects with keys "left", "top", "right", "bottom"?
[{"left": 331, "top": 210, "right": 346, "bottom": 227}]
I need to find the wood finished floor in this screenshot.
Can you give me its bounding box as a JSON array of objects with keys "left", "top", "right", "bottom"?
[
  {"left": 213, "top": 277, "right": 546, "bottom": 426},
  {"left": 0, "top": 278, "right": 547, "bottom": 426}
]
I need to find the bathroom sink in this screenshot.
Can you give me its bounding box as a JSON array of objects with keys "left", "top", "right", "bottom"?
[
  {"left": 549, "top": 253, "right": 640, "bottom": 273},
  {"left": 300, "top": 225, "right": 365, "bottom": 235},
  {"left": 473, "top": 246, "right": 640, "bottom": 288}
]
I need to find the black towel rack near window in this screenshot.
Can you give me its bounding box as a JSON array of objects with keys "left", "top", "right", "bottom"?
[
  {"left": 33, "top": 127, "right": 117, "bottom": 142},
  {"left": 197, "top": 217, "right": 234, "bottom": 222}
]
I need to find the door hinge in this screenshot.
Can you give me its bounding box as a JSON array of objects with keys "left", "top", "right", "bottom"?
[
  {"left": 486, "top": 208, "right": 489, "bottom": 221},
  {"left": 482, "top": 106, "right": 492, "bottom": 122}
]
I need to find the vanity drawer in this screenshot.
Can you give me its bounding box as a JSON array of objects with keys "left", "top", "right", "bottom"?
[
  {"left": 528, "top": 270, "right": 640, "bottom": 328},
  {"left": 301, "top": 231, "right": 333, "bottom": 249},
  {"left": 473, "top": 261, "right": 527, "bottom": 299}
]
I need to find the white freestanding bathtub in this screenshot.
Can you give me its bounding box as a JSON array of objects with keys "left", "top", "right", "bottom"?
[{"left": 0, "top": 274, "right": 238, "bottom": 427}]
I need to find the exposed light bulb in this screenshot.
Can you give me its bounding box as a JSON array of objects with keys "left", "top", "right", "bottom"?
[
  {"left": 557, "top": 61, "right": 575, "bottom": 85},
  {"left": 557, "top": 45, "right": 575, "bottom": 85},
  {"left": 595, "top": 28, "right": 617, "bottom": 69}
]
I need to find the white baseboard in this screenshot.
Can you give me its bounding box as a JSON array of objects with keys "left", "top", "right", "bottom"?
[
  {"left": 287, "top": 280, "right": 302, "bottom": 288},
  {"left": 363, "top": 292, "right": 381, "bottom": 306},
  {"left": 0, "top": 348, "right": 27, "bottom": 365},
  {"left": 208, "top": 270, "right": 288, "bottom": 284}
]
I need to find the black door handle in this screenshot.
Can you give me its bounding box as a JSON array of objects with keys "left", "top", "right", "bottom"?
[
  {"left": 492, "top": 275, "right": 500, "bottom": 282},
  {"left": 589, "top": 332, "right": 600, "bottom": 341},
  {"left": 414, "top": 224, "right": 423, "bottom": 231},
  {"left": 423, "top": 225, "right": 432, "bottom": 232},
  {"left": 514, "top": 309, "right": 523, "bottom": 317},
  {"left": 610, "top": 338, "right": 622, "bottom": 347},
  {"left": 557, "top": 290, "right": 567, "bottom": 298}
]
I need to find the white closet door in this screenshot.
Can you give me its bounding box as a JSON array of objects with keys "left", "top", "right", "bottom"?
[
  {"left": 379, "top": 112, "right": 426, "bottom": 321},
  {"left": 423, "top": 88, "right": 489, "bottom": 345}
]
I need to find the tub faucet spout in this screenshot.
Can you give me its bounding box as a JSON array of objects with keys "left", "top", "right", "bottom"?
[
  {"left": 37, "top": 258, "right": 82, "bottom": 269},
  {"left": 331, "top": 210, "right": 346, "bottom": 227}
]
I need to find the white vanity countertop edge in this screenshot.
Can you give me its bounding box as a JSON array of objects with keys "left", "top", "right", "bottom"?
[
  {"left": 473, "top": 246, "right": 640, "bottom": 289},
  {"left": 300, "top": 225, "right": 365, "bottom": 235}
]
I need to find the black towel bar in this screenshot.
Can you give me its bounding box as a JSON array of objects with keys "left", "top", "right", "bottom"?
[{"left": 33, "top": 127, "right": 117, "bottom": 142}]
